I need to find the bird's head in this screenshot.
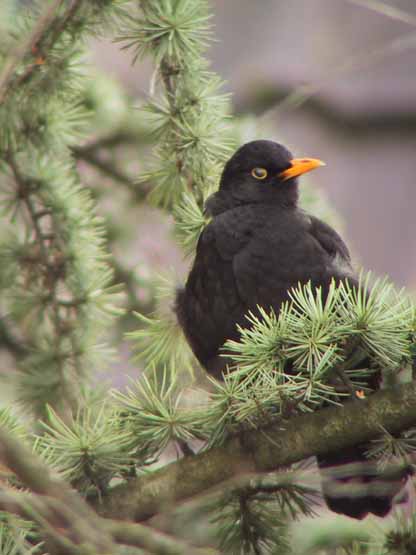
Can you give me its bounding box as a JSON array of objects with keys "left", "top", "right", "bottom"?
[{"left": 215, "top": 140, "right": 325, "bottom": 210}]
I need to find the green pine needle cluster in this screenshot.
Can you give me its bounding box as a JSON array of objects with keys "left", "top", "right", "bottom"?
[
  {"left": 211, "top": 493, "right": 290, "bottom": 555},
  {"left": 35, "top": 404, "right": 132, "bottom": 495},
  {"left": 0, "top": 514, "right": 40, "bottom": 555},
  {"left": 382, "top": 509, "right": 416, "bottom": 555},
  {"left": 221, "top": 274, "right": 413, "bottom": 425},
  {"left": 0, "top": 408, "right": 27, "bottom": 443},
  {"left": 203, "top": 472, "right": 319, "bottom": 555},
  {"left": 112, "top": 365, "right": 202, "bottom": 462},
  {"left": 128, "top": 310, "right": 194, "bottom": 370}
]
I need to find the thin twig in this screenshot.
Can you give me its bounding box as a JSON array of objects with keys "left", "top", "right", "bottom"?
[
  {"left": 72, "top": 131, "right": 140, "bottom": 154},
  {"left": 109, "top": 519, "right": 218, "bottom": 555},
  {"left": 346, "top": 0, "right": 416, "bottom": 27},
  {"left": 0, "top": 0, "right": 64, "bottom": 105},
  {"left": 261, "top": 31, "right": 416, "bottom": 122},
  {"left": 5, "top": 152, "right": 82, "bottom": 409},
  {"left": 239, "top": 494, "right": 262, "bottom": 555},
  {"left": 40, "top": 0, "right": 84, "bottom": 55},
  {"left": 0, "top": 428, "right": 217, "bottom": 554},
  {"left": 74, "top": 147, "right": 140, "bottom": 191},
  {"left": 0, "top": 317, "right": 27, "bottom": 359},
  {"left": 0, "top": 429, "right": 116, "bottom": 554},
  {"left": 1, "top": 0, "right": 86, "bottom": 105}
]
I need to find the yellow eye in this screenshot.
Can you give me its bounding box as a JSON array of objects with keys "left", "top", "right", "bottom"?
[{"left": 251, "top": 167, "right": 268, "bottom": 180}]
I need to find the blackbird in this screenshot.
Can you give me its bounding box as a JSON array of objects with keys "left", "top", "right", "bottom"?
[{"left": 175, "top": 140, "right": 404, "bottom": 518}]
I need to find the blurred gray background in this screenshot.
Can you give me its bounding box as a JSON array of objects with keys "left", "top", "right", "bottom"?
[{"left": 91, "top": 0, "right": 416, "bottom": 288}]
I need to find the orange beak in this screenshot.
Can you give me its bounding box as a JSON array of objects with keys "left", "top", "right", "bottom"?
[{"left": 278, "top": 158, "right": 326, "bottom": 182}]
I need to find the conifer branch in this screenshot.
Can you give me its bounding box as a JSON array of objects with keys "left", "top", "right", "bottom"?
[
  {"left": 0, "top": 424, "right": 216, "bottom": 555},
  {"left": 0, "top": 0, "right": 63, "bottom": 105},
  {"left": 0, "top": 1, "right": 126, "bottom": 416},
  {"left": 72, "top": 130, "right": 140, "bottom": 153},
  {"left": 6, "top": 151, "right": 68, "bottom": 343},
  {"left": 96, "top": 380, "right": 416, "bottom": 522},
  {"left": 0, "top": 425, "right": 116, "bottom": 554},
  {"left": 4, "top": 152, "right": 84, "bottom": 414},
  {"left": 119, "top": 0, "right": 232, "bottom": 210}
]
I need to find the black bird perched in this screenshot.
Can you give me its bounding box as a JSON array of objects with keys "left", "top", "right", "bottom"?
[{"left": 176, "top": 140, "right": 404, "bottom": 519}]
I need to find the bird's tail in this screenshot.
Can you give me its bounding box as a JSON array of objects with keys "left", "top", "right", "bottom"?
[{"left": 317, "top": 445, "right": 408, "bottom": 519}]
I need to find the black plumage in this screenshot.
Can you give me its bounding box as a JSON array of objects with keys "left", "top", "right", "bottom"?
[{"left": 176, "top": 140, "right": 404, "bottom": 518}]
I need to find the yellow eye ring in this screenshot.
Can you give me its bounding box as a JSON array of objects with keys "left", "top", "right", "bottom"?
[{"left": 251, "top": 167, "right": 268, "bottom": 180}]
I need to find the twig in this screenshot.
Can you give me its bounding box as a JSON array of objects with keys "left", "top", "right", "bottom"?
[
  {"left": 0, "top": 426, "right": 217, "bottom": 554},
  {"left": 255, "top": 31, "right": 416, "bottom": 127},
  {"left": 108, "top": 519, "right": 218, "bottom": 555},
  {"left": 0, "top": 0, "right": 64, "bottom": 105},
  {"left": 0, "top": 317, "right": 27, "bottom": 359},
  {"left": 5, "top": 152, "right": 82, "bottom": 412},
  {"left": 1, "top": 1, "right": 85, "bottom": 105},
  {"left": 0, "top": 427, "right": 116, "bottom": 554},
  {"left": 72, "top": 130, "right": 140, "bottom": 154},
  {"left": 239, "top": 493, "right": 262, "bottom": 555},
  {"left": 74, "top": 146, "right": 139, "bottom": 191},
  {"left": 40, "top": 0, "right": 84, "bottom": 55},
  {"left": 346, "top": 0, "right": 416, "bottom": 27}
]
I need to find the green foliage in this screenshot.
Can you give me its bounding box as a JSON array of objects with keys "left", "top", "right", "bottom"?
[
  {"left": 0, "top": 1, "right": 127, "bottom": 416},
  {"left": 383, "top": 508, "right": 416, "bottom": 555},
  {"left": 366, "top": 427, "right": 416, "bottom": 469},
  {"left": 35, "top": 404, "right": 132, "bottom": 495},
  {"left": 203, "top": 474, "right": 319, "bottom": 555},
  {"left": 0, "top": 408, "right": 27, "bottom": 442},
  {"left": 219, "top": 275, "right": 414, "bottom": 427},
  {"left": 118, "top": 0, "right": 233, "bottom": 211},
  {"left": 173, "top": 191, "right": 210, "bottom": 256},
  {"left": 0, "top": 514, "right": 40, "bottom": 555},
  {"left": 212, "top": 494, "right": 289, "bottom": 555},
  {"left": 120, "top": 0, "right": 212, "bottom": 63},
  {"left": 112, "top": 366, "right": 202, "bottom": 462},
  {"left": 128, "top": 310, "right": 193, "bottom": 370}
]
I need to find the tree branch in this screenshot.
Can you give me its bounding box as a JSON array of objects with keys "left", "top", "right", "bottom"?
[
  {"left": 237, "top": 82, "right": 416, "bottom": 137},
  {"left": 0, "top": 0, "right": 64, "bottom": 105},
  {"left": 0, "top": 426, "right": 215, "bottom": 555},
  {"left": 95, "top": 380, "right": 416, "bottom": 522},
  {"left": 0, "top": 425, "right": 116, "bottom": 554},
  {"left": 108, "top": 519, "right": 218, "bottom": 555},
  {"left": 71, "top": 139, "right": 151, "bottom": 200}
]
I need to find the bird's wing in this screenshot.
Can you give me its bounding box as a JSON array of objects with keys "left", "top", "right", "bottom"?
[
  {"left": 231, "top": 211, "right": 355, "bottom": 310},
  {"left": 176, "top": 212, "right": 254, "bottom": 367},
  {"left": 307, "top": 215, "right": 353, "bottom": 274}
]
